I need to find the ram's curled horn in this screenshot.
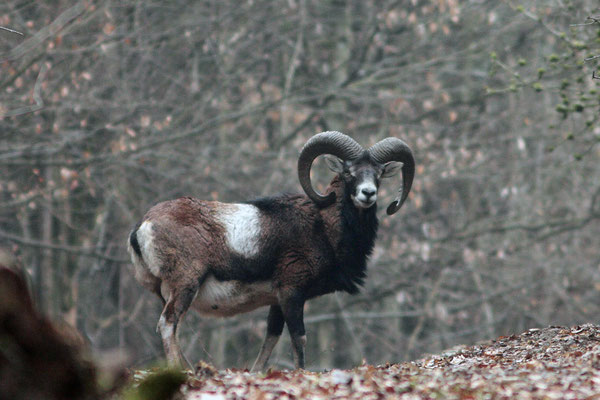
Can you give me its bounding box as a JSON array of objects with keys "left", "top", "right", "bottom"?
[
  {"left": 368, "top": 137, "right": 415, "bottom": 215},
  {"left": 298, "top": 131, "right": 364, "bottom": 206}
]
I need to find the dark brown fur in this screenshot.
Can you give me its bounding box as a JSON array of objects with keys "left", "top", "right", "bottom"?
[{"left": 129, "top": 172, "right": 379, "bottom": 370}]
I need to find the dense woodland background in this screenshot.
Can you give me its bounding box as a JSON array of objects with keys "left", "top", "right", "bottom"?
[{"left": 0, "top": 0, "right": 599, "bottom": 370}]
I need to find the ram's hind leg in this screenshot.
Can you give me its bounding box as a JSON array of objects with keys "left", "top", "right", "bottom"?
[
  {"left": 251, "top": 305, "right": 285, "bottom": 372},
  {"left": 158, "top": 284, "right": 198, "bottom": 368}
]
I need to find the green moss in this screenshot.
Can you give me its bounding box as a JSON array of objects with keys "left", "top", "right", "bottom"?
[{"left": 124, "top": 369, "right": 187, "bottom": 400}]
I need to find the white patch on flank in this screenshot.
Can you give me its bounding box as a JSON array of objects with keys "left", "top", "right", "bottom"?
[
  {"left": 218, "top": 204, "right": 261, "bottom": 257},
  {"left": 136, "top": 220, "right": 162, "bottom": 276}
]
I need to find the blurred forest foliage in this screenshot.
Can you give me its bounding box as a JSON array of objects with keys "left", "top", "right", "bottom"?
[{"left": 0, "top": 0, "right": 599, "bottom": 370}]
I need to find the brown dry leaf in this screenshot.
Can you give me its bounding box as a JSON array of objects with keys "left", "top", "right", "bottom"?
[{"left": 177, "top": 324, "right": 600, "bottom": 399}]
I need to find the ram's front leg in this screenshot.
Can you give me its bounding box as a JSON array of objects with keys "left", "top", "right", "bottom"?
[
  {"left": 280, "top": 291, "right": 306, "bottom": 369},
  {"left": 251, "top": 305, "right": 285, "bottom": 372}
]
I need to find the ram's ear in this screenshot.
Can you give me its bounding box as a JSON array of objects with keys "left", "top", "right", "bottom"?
[
  {"left": 382, "top": 161, "right": 402, "bottom": 178},
  {"left": 324, "top": 155, "right": 345, "bottom": 173}
]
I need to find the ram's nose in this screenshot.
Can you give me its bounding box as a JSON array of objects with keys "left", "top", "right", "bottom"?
[{"left": 361, "top": 188, "right": 376, "bottom": 200}]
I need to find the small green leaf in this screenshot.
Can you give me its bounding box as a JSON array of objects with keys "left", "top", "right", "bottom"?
[
  {"left": 537, "top": 68, "right": 545, "bottom": 79},
  {"left": 555, "top": 104, "right": 569, "bottom": 118}
]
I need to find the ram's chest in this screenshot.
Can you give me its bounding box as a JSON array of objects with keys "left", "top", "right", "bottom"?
[{"left": 190, "top": 275, "right": 278, "bottom": 317}]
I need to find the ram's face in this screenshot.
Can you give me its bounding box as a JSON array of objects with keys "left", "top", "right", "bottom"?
[
  {"left": 326, "top": 155, "right": 402, "bottom": 209},
  {"left": 345, "top": 160, "right": 382, "bottom": 209}
]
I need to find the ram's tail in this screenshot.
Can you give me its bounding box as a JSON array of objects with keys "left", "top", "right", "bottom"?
[{"left": 128, "top": 221, "right": 143, "bottom": 259}]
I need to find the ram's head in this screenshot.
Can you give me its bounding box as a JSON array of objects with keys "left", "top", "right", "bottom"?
[{"left": 297, "top": 131, "right": 415, "bottom": 215}]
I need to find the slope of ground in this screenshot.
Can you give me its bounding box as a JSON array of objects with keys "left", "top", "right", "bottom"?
[{"left": 178, "top": 324, "right": 600, "bottom": 399}]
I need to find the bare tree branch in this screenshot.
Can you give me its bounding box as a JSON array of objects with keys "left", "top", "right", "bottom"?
[
  {"left": 0, "top": 62, "right": 47, "bottom": 117},
  {"left": 0, "top": 229, "right": 128, "bottom": 264},
  {"left": 0, "top": 1, "right": 90, "bottom": 62}
]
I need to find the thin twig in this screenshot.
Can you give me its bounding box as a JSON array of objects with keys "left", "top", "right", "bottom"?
[
  {"left": 279, "top": 0, "right": 305, "bottom": 141},
  {"left": 0, "top": 26, "right": 23, "bottom": 36},
  {"left": 570, "top": 15, "right": 600, "bottom": 27},
  {"left": 334, "top": 293, "right": 365, "bottom": 363},
  {"left": 1, "top": 1, "right": 88, "bottom": 62}
]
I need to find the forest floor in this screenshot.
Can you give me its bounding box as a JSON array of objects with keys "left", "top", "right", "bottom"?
[{"left": 172, "top": 324, "right": 600, "bottom": 399}]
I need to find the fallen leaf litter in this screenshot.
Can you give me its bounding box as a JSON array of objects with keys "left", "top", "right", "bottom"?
[{"left": 168, "top": 324, "right": 600, "bottom": 399}]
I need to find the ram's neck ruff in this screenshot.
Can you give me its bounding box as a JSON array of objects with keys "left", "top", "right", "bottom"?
[{"left": 321, "top": 176, "right": 379, "bottom": 294}]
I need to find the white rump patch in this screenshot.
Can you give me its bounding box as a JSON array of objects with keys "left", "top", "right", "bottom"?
[
  {"left": 136, "top": 220, "right": 162, "bottom": 276},
  {"left": 218, "top": 204, "right": 261, "bottom": 257}
]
